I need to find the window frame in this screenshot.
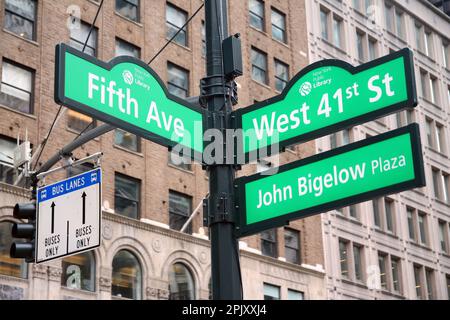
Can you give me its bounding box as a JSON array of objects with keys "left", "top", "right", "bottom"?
[
  {"left": 169, "top": 190, "right": 193, "bottom": 234},
  {"left": 0, "top": 58, "right": 35, "bottom": 114},
  {"left": 271, "top": 7, "right": 287, "bottom": 44},
  {"left": 166, "top": 2, "right": 188, "bottom": 47},
  {"left": 115, "top": 0, "right": 140, "bottom": 23},
  {"left": 114, "top": 173, "right": 141, "bottom": 219},
  {"left": 284, "top": 228, "right": 300, "bottom": 264},
  {"left": 274, "top": 59, "right": 289, "bottom": 92},
  {"left": 249, "top": 0, "right": 265, "bottom": 32},
  {"left": 167, "top": 62, "right": 189, "bottom": 98},
  {"left": 251, "top": 47, "right": 268, "bottom": 85},
  {"left": 261, "top": 228, "right": 278, "bottom": 258},
  {"left": 4, "top": 0, "right": 37, "bottom": 41},
  {"left": 69, "top": 20, "right": 98, "bottom": 57}
]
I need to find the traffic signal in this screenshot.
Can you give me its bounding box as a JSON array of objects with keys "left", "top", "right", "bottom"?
[{"left": 10, "top": 202, "right": 36, "bottom": 262}]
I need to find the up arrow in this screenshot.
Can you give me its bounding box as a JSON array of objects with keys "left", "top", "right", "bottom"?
[
  {"left": 51, "top": 202, "right": 55, "bottom": 233},
  {"left": 82, "top": 192, "right": 87, "bottom": 224}
]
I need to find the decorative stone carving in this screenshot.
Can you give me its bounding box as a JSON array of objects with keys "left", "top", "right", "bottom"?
[
  {"left": 99, "top": 277, "right": 111, "bottom": 290},
  {"left": 32, "top": 264, "right": 48, "bottom": 279},
  {"left": 102, "top": 223, "right": 113, "bottom": 240},
  {"left": 146, "top": 287, "right": 158, "bottom": 299},
  {"left": 158, "top": 288, "right": 170, "bottom": 300},
  {"left": 199, "top": 251, "right": 208, "bottom": 264},
  {"left": 48, "top": 267, "right": 62, "bottom": 281},
  {"left": 152, "top": 238, "right": 161, "bottom": 253}
]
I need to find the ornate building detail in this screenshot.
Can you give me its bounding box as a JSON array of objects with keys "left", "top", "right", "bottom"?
[
  {"left": 99, "top": 277, "right": 111, "bottom": 290},
  {"left": 48, "top": 267, "right": 62, "bottom": 281},
  {"left": 102, "top": 223, "right": 113, "bottom": 240},
  {"left": 146, "top": 287, "right": 158, "bottom": 299},
  {"left": 199, "top": 251, "right": 208, "bottom": 264},
  {"left": 158, "top": 288, "right": 170, "bottom": 300},
  {"left": 32, "top": 264, "right": 48, "bottom": 279},
  {"left": 152, "top": 238, "right": 162, "bottom": 253}
]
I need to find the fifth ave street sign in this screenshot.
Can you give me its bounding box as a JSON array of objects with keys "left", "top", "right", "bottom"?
[
  {"left": 235, "top": 124, "right": 425, "bottom": 237},
  {"left": 235, "top": 49, "right": 417, "bottom": 161},
  {"left": 55, "top": 44, "right": 204, "bottom": 161},
  {"left": 35, "top": 168, "right": 101, "bottom": 263}
]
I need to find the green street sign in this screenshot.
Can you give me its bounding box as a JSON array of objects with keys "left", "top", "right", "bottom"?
[
  {"left": 235, "top": 124, "right": 425, "bottom": 237},
  {"left": 235, "top": 49, "right": 417, "bottom": 161},
  {"left": 55, "top": 44, "right": 204, "bottom": 161}
]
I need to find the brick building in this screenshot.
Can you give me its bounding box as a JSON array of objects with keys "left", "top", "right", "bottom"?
[{"left": 0, "top": 0, "right": 326, "bottom": 300}]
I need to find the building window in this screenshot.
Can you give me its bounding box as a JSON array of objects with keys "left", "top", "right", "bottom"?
[
  {"left": 431, "top": 167, "right": 450, "bottom": 203},
  {"left": 353, "top": 244, "right": 363, "bottom": 282},
  {"left": 378, "top": 253, "right": 388, "bottom": 290},
  {"left": 271, "top": 8, "right": 286, "bottom": 43},
  {"left": 288, "top": 289, "right": 304, "bottom": 300},
  {"left": 112, "top": 250, "right": 142, "bottom": 300},
  {"left": 4, "top": 0, "right": 37, "bottom": 40},
  {"left": 166, "top": 3, "right": 188, "bottom": 47},
  {"left": 114, "top": 129, "right": 140, "bottom": 153},
  {"left": 249, "top": 0, "right": 265, "bottom": 31},
  {"left": 414, "top": 265, "right": 423, "bottom": 299},
  {"left": 339, "top": 239, "right": 349, "bottom": 279},
  {"left": 396, "top": 110, "right": 414, "bottom": 128},
  {"left": 114, "top": 173, "right": 141, "bottom": 219},
  {"left": 425, "top": 269, "right": 435, "bottom": 299},
  {"left": 407, "top": 207, "right": 416, "bottom": 240},
  {"left": 0, "top": 224, "right": 27, "bottom": 279},
  {"left": 167, "top": 62, "right": 189, "bottom": 98},
  {"left": 284, "top": 228, "right": 300, "bottom": 264},
  {"left": 320, "top": 7, "right": 329, "bottom": 40},
  {"left": 438, "top": 220, "right": 449, "bottom": 253},
  {"left": 251, "top": 47, "right": 268, "bottom": 85},
  {"left": 168, "top": 151, "right": 192, "bottom": 171},
  {"left": 274, "top": 59, "right": 289, "bottom": 92},
  {"left": 261, "top": 229, "right": 277, "bottom": 258},
  {"left": 116, "top": 0, "right": 139, "bottom": 22},
  {"left": 61, "top": 252, "right": 95, "bottom": 292},
  {"left": 355, "top": 0, "right": 373, "bottom": 13},
  {"left": 355, "top": 30, "right": 377, "bottom": 62},
  {"left": 330, "top": 129, "right": 351, "bottom": 149},
  {"left": 415, "top": 22, "right": 434, "bottom": 58},
  {"left": 69, "top": 21, "right": 97, "bottom": 57},
  {"left": 420, "top": 69, "right": 440, "bottom": 105},
  {"left": 385, "top": 3, "right": 404, "bottom": 39},
  {"left": 67, "top": 110, "right": 95, "bottom": 133},
  {"left": 372, "top": 197, "right": 396, "bottom": 233},
  {"left": 169, "top": 191, "right": 192, "bottom": 233},
  {"left": 443, "top": 40, "right": 449, "bottom": 69},
  {"left": 391, "top": 257, "right": 401, "bottom": 293},
  {"left": 263, "top": 283, "right": 280, "bottom": 300},
  {"left": 418, "top": 212, "right": 428, "bottom": 245},
  {"left": 332, "top": 15, "right": 343, "bottom": 49},
  {"left": 0, "top": 135, "right": 18, "bottom": 184},
  {"left": 0, "top": 60, "right": 34, "bottom": 114},
  {"left": 425, "top": 118, "right": 447, "bottom": 154},
  {"left": 115, "top": 38, "right": 141, "bottom": 58},
  {"left": 169, "top": 263, "right": 195, "bottom": 300}
]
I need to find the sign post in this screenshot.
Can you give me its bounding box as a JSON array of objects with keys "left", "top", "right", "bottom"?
[
  {"left": 55, "top": 44, "right": 204, "bottom": 161},
  {"left": 35, "top": 168, "right": 101, "bottom": 263},
  {"left": 235, "top": 49, "right": 417, "bottom": 161},
  {"left": 235, "top": 124, "right": 425, "bottom": 237}
]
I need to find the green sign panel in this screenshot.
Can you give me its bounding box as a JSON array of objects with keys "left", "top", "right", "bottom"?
[
  {"left": 235, "top": 124, "right": 425, "bottom": 237},
  {"left": 55, "top": 44, "right": 204, "bottom": 161},
  {"left": 235, "top": 49, "right": 417, "bottom": 160}
]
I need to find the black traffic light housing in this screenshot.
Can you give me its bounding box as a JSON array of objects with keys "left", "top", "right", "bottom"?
[{"left": 10, "top": 202, "right": 36, "bottom": 262}]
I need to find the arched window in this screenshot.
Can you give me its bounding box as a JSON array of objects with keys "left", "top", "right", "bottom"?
[
  {"left": 0, "top": 223, "right": 27, "bottom": 279},
  {"left": 169, "top": 262, "right": 195, "bottom": 300},
  {"left": 112, "top": 250, "right": 142, "bottom": 300},
  {"left": 61, "top": 251, "right": 95, "bottom": 292}
]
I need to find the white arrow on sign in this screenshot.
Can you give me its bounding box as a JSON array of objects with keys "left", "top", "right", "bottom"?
[{"left": 36, "top": 168, "right": 101, "bottom": 263}]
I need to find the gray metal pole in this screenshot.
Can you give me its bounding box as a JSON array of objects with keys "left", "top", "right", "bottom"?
[
  {"left": 35, "top": 123, "right": 114, "bottom": 175},
  {"left": 205, "top": 0, "right": 242, "bottom": 300}
]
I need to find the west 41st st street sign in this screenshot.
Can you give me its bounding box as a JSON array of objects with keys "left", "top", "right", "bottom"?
[
  {"left": 235, "top": 48, "right": 417, "bottom": 161},
  {"left": 235, "top": 124, "right": 425, "bottom": 237},
  {"left": 55, "top": 44, "right": 204, "bottom": 161}
]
